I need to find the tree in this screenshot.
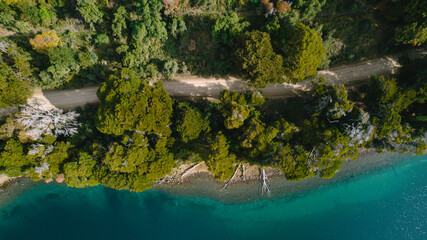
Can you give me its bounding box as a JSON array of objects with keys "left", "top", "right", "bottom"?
[
  {"left": 31, "top": 141, "right": 71, "bottom": 180},
  {"left": 395, "top": 23, "right": 427, "bottom": 46},
  {"left": 38, "top": 3, "right": 57, "bottom": 27},
  {"left": 310, "top": 78, "right": 353, "bottom": 120},
  {"left": 396, "top": 56, "right": 427, "bottom": 103},
  {"left": 174, "top": 101, "right": 209, "bottom": 143},
  {"left": 98, "top": 168, "right": 133, "bottom": 191},
  {"left": 163, "top": 59, "right": 179, "bottom": 77},
  {"left": 39, "top": 47, "right": 79, "bottom": 89},
  {"left": 102, "top": 133, "right": 174, "bottom": 183},
  {"left": 0, "top": 139, "right": 30, "bottom": 177},
  {"left": 78, "top": 46, "right": 98, "bottom": 69},
  {"left": 212, "top": 12, "right": 249, "bottom": 44},
  {"left": 96, "top": 68, "right": 173, "bottom": 137},
  {"left": 244, "top": 90, "right": 265, "bottom": 106},
  {"left": 17, "top": 105, "right": 80, "bottom": 141},
  {"left": 102, "top": 134, "right": 153, "bottom": 174},
  {"left": 292, "top": 0, "right": 326, "bottom": 22},
  {"left": 279, "top": 146, "right": 314, "bottom": 181},
  {"left": 206, "top": 132, "right": 237, "bottom": 181},
  {"left": 319, "top": 160, "right": 342, "bottom": 179},
  {"left": 112, "top": 6, "right": 128, "bottom": 43},
  {"left": 64, "top": 152, "right": 100, "bottom": 188},
  {"left": 240, "top": 118, "right": 280, "bottom": 159},
  {"left": 146, "top": 148, "right": 174, "bottom": 181},
  {"left": 77, "top": 0, "right": 104, "bottom": 29},
  {"left": 169, "top": 17, "right": 187, "bottom": 38},
  {"left": 279, "top": 23, "right": 324, "bottom": 82},
  {"left": 123, "top": 0, "right": 167, "bottom": 68},
  {"left": 0, "top": 47, "right": 33, "bottom": 107},
  {"left": 95, "top": 33, "right": 109, "bottom": 46},
  {"left": 394, "top": 0, "right": 427, "bottom": 46},
  {"left": 235, "top": 31, "right": 285, "bottom": 88},
  {"left": 365, "top": 75, "right": 415, "bottom": 144},
  {"left": 219, "top": 90, "right": 250, "bottom": 129},
  {"left": 29, "top": 31, "right": 59, "bottom": 54}
]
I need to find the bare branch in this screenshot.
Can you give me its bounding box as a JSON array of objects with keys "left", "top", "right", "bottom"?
[{"left": 260, "top": 168, "right": 271, "bottom": 197}]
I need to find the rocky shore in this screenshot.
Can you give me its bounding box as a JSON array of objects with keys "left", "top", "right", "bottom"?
[
  {"left": 153, "top": 150, "right": 416, "bottom": 203},
  {"left": 0, "top": 150, "right": 421, "bottom": 205}
]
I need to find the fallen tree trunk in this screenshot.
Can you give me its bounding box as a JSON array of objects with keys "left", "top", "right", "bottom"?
[
  {"left": 260, "top": 168, "right": 271, "bottom": 197},
  {"left": 220, "top": 163, "right": 242, "bottom": 192},
  {"left": 180, "top": 162, "right": 205, "bottom": 182}
]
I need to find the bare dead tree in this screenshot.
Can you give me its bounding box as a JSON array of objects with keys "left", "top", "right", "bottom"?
[{"left": 17, "top": 105, "right": 80, "bottom": 140}]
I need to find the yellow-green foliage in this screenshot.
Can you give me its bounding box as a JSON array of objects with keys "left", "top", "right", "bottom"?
[
  {"left": 29, "top": 31, "right": 60, "bottom": 54},
  {"left": 235, "top": 30, "right": 285, "bottom": 88},
  {"left": 96, "top": 68, "right": 173, "bottom": 136},
  {"left": 64, "top": 152, "right": 100, "bottom": 188},
  {"left": 319, "top": 161, "right": 342, "bottom": 179},
  {"left": 206, "top": 132, "right": 236, "bottom": 181},
  {"left": 219, "top": 89, "right": 250, "bottom": 129},
  {"left": 281, "top": 23, "right": 324, "bottom": 82},
  {"left": 175, "top": 102, "right": 209, "bottom": 143}
]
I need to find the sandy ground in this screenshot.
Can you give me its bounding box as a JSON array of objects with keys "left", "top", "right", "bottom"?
[
  {"left": 0, "top": 174, "right": 15, "bottom": 188},
  {"left": 159, "top": 161, "right": 280, "bottom": 185},
  {"left": 19, "top": 49, "right": 423, "bottom": 110}
]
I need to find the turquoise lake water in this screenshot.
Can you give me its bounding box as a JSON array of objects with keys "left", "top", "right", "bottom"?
[{"left": 0, "top": 154, "right": 426, "bottom": 240}]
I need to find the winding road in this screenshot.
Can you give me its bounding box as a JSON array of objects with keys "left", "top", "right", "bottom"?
[{"left": 9, "top": 49, "right": 427, "bottom": 111}]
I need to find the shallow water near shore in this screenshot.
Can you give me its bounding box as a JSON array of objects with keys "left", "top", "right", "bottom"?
[{"left": 0, "top": 154, "right": 426, "bottom": 240}]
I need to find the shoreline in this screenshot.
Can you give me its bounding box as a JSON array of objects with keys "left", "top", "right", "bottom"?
[
  {"left": 153, "top": 150, "right": 417, "bottom": 203},
  {"left": 0, "top": 174, "right": 15, "bottom": 189},
  {"left": 0, "top": 151, "right": 422, "bottom": 205}
]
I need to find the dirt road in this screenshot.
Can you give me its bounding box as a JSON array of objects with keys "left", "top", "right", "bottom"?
[{"left": 9, "top": 49, "right": 427, "bottom": 111}]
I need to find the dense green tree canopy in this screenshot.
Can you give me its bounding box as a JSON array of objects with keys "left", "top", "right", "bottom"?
[
  {"left": 394, "top": 0, "right": 427, "bottom": 46},
  {"left": 240, "top": 118, "right": 280, "bottom": 159},
  {"left": 77, "top": 0, "right": 104, "bottom": 29},
  {"left": 39, "top": 47, "right": 79, "bottom": 89},
  {"left": 102, "top": 135, "right": 153, "bottom": 174},
  {"left": 112, "top": 6, "right": 128, "bottom": 43},
  {"left": 310, "top": 78, "right": 353, "bottom": 119},
  {"left": 219, "top": 90, "right": 251, "bottom": 129},
  {"left": 235, "top": 31, "right": 285, "bottom": 88},
  {"left": 212, "top": 12, "right": 249, "bottom": 44},
  {"left": 96, "top": 68, "right": 173, "bottom": 137},
  {"left": 279, "top": 146, "right": 314, "bottom": 181},
  {"left": 396, "top": 56, "right": 427, "bottom": 103},
  {"left": 123, "top": 0, "right": 167, "bottom": 68},
  {"left": 292, "top": 0, "right": 326, "bottom": 22},
  {"left": 0, "top": 139, "right": 29, "bottom": 177},
  {"left": 365, "top": 75, "right": 415, "bottom": 144},
  {"left": 175, "top": 101, "right": 209, "bottom": 143},
  {"left": 0, "top": 54, "right": 33, "bottom": 107},
  {"left": 206, "top": 132, "right": 236, "bottom": 181},
  {"left": 280, "top": 23, "right": 324, "bottom": 82},
  {"left": 64, "top": 152, "right": 100, "bottom": 188}
]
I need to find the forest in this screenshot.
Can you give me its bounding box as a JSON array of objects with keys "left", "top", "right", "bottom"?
[{"left": 0, "top": 0, "right": 426, "bottom": 191}]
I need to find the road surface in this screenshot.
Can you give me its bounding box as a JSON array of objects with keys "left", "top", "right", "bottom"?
[{"left": 5, "top": 49, "right": 426, "bottom": 112}]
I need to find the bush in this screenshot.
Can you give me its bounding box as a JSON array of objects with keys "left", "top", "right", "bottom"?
[
  {"left": 163, "top": 60, "right": 179, "bottom": 77},
  {"left": 95, "top": 33, "right": 109, "bottom": 46}
]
